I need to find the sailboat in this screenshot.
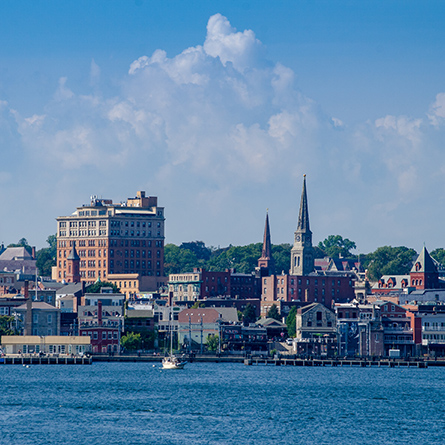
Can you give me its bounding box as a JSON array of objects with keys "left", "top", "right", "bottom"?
[{"left": 162, "top": 318, "right": 187, "bottom": 370}]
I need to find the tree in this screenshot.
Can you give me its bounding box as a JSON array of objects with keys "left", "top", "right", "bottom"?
[
  {"left": 286, "top": 307, "right": 298, "bottom": 338},
  {"left": 180, "top": 241, "right": 211, "bottom": 261},
  {"left": 0, "top": 315, "right": 16, "bottom": 336},
  {"left": 267, "top": 304, "right": 281, "bottom": 321},
  {"left": 164, "top": 244, "right": 200, "bottom": 275},
  {"left": 431, "top": 248, "right": 445, "bottom": 266},
  {"left": 364, "top": 246, "right": 417, "bottom": 282},
  {"left": 36, "top": 234, "right": 57, "bottom": 276},
  {"left": 206, "top": 335, "right": 219, "bottom": 351},
  {"left": 318, "top": 235, "right": 356, "bottom": 259},
  {"left": 86, "top": 280, "right": 120, "bottom": 293},
  {"left": 120, "top": 332, "right": 141, "bottom": 351},
  {"left": 271, "top": 244, "right": 291, "bottom": 274},
  {"left": 243, "top": 303, "right": 257, "bottom": 326}
]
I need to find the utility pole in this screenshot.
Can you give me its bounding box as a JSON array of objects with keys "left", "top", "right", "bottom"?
[
  {"left": 218, "top": 314, "right": 222, "bottom": 356},
  {"left": 200, "top": 315, "right": 203, "bottom": 355},
  {"left": 189, "top": 315, "right": 192, "bottom": 355}
]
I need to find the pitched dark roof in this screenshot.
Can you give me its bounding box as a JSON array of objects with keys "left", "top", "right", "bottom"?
[
  {"left": 411, "top": 247, "right": 437, "bottom": 274},
  {"left": 67, "top": 245, "right": 80, "bottom": 261}
]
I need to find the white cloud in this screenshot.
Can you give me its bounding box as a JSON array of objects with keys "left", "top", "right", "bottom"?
[
  {"left": 428, "top": 92, "right": 445, "bottom": 126},
  {"left": 54, "top": 77, "right": 74, "bottom": 101},
  {"left": 3, "top": 13, "right": 445, "bottom": 253}
]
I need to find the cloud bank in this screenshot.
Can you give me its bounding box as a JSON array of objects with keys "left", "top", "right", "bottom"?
[{"left": 2, "top": 14, "right": 445, "bottom": 253}]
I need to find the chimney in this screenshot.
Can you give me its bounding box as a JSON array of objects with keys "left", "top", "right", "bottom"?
[
  {"left": 97, "top": 300, "right": 103, "bottom": 326},
  {"left": 32, "top": 246, "right": 36, "bottom": 260},
  {"left": 24, "top": 280, "right": 32, "bottom": 335},
  {"left": 73, "top": 296, "right": 78, "bottom": 314},
  {"left": 168, "top": 291, "right": 173, "bottom": 307}
]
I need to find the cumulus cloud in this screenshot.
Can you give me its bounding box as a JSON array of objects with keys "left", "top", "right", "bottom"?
[
  {"left": 3, "top": 13, "right": 445, "bottom": 251},
  {"left": 428, "top": 92, "right": 445, "bottom": 126}
]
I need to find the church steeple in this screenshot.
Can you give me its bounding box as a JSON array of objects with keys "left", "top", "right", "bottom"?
[
  {"left": 257, "top": 210, "right": 274, "bottom": 276},
  {"left": 297, "top": 175, "right": 310, "bottom": 232},
  {"left": 290, "top": 175, "right": 314, "bottom": 276}
]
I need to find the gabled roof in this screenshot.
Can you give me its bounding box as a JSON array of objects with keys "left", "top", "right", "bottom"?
[
  {"left": 16, "top": 302, "right": 59, "bottom": 311},
  {"left": 411, "top": 247, "right": 437, "bottom": 274},
  {"left": 299, "top": 302, "right": 334, "bottom": 314},
  {"left": 256, "top": 317, "right": 286, "bottom": 328},
  {"left": 0, "top": 247, "right": 33, "bottom": 261}
]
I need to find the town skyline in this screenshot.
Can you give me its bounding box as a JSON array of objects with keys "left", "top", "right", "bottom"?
[{"left": 1, "top": 2, "right": 445, "bottom": 253}]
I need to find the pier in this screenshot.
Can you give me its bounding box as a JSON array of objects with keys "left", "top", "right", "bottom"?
[
  {"left": 243, "top": 357, "right": 432, "bottom": 368},
  {"left": 0, "top": 355, "right": 92, "bottom": 365}
]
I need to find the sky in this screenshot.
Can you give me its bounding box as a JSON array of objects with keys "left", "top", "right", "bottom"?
[{"left": 1, "top": 1, "right": 445, "bottom": 255}]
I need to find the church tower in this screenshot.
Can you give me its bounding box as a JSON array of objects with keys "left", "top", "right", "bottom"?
[
  {"left": 257, "top": 211, "right": 274, "bottom": 276},
  {"left": 290, "top": 175, "right": 314, "bottom": 276},
  {"left": 66, "top": 243, "right": 81, "bottom": 283}
]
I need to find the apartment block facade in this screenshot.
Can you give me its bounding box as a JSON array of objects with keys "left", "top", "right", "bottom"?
[{"left": 56, "top": 191, "right": 165, "bottom": 287}]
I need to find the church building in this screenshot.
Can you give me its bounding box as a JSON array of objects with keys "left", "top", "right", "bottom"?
[{"left": 259, "top": 176, "right": 356, "bottom": 317}]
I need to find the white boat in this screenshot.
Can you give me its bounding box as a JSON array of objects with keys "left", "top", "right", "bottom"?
[
  {"left": 162, "top": 317, "right": 187, "bottom": 370},
  {"left": 162, "top": 355, "right": 187, "bottom": 370}
]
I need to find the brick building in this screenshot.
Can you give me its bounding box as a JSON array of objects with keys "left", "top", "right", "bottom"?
[
  {"left": 260, "top": 176, "right": 356, "bottom": 317},
  {"left": 56, "top": 191, "right": 165, "bottom": 290}
]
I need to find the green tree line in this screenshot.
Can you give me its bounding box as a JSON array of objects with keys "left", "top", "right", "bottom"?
[{"left": 8, "top": 235, "right": 445, "bottom": 283}]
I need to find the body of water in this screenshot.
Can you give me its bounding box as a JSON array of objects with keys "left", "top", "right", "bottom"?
[{"left": 1, "top": 362, "right": 444, "bottom": 444}]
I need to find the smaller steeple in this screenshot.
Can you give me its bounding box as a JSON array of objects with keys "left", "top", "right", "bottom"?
[{"left": 257, "top": 210, "right": 274, "bottom": 276}]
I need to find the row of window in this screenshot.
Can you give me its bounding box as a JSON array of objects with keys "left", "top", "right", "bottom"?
[
  {"left": 268, "top": 278, "right": 346, "bottom": 286},
  {"left": 81, "top": 330, "right": 118, "bottom": 340}
]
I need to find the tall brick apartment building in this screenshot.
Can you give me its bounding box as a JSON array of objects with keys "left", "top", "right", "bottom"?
[{"left": 56, "top": 191, "right": 165, "bottom": 289}]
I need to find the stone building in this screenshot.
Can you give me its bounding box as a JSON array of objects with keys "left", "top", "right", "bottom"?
[{"left": 56, "top": 191, "right": 166, "bottom": 290}]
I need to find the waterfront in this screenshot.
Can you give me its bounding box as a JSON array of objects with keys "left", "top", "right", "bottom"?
[{"left": 1, "top": 362, "right": 445, "bottom": 444}]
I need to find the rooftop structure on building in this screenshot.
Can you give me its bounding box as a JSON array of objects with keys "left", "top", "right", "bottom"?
[{"left": 56, "top": 191, "right": 166, "bottom": 290}]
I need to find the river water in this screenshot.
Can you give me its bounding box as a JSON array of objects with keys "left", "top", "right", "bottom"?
[{"left": 1, "top": 362, "right": 444, "bottom": 444}]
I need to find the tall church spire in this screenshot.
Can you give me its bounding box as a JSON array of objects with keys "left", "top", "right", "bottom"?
[
  {"left": 290, "top": 175, "right": 314, "bottom": 276},
  {"left": 297, "top": 175, "right": 310, "bottom": 232},
  {"left": 257, "top": 210, "right": 274, "bottom": 276}
]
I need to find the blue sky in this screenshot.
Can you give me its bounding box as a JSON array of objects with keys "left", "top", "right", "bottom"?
[{"left": 1, "top": 1, "right": 445, "bottom": 254}]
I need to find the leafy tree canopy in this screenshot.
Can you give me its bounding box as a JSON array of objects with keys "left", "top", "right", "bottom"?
[
  {"left": 206, "top": 335, "right": 219, "bottom": 351},
  {"left": 164, "top": 241, "right": 294, "bottom": 276},
  {"left": 180, "top": 241, "right": 211, "bottom": 261},
  {"left": 36, "top": 235, "right": 57, "bottom": 277},
  {"left": 0, "top": 315, "right": 16, "bottom": 336},
  {"left": 431, "top": 248, "right": 445, "bottom": 266},
  {"left": 267, "top": 304, "right": 281, "bottom": 321},
  {"left": 317, "top": 235, "right": 357, "bottom": 259},
  {"left": 286, "top": 307, "right": 298, "bottom": 338},
  {"left": 363, "top": 246, "right": 417, "bottom": 282},
  {"left": 120, "top": 332, "right": 141, "bottom": 351},
  {"left": 242, "top": 303, "right": 257, "bottom": 326},
  {"left": 86, "top": 280, "right": 120, "bottom": 294}
]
